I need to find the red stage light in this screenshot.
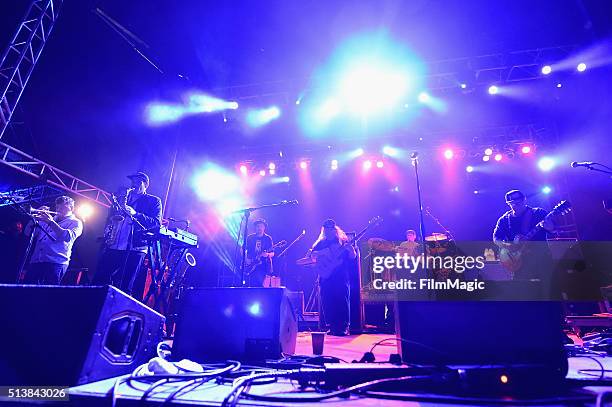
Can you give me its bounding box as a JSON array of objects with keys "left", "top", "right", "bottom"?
[
  {"left": 299, "top": 161, "right": 308, "bottom": 170},
  {"left": 239, "top": 165, "right": 248, "bottom": 175},
  {"left": 443, "top": 149, "right": 454, "bottom": 160},
  {"left": 376, "top": 160, "right": 384, "bottom": 168},
  {"left": 521, "top": 145, "right": 532, "bottom": 154},
  {"left": 494, "top": 153, "right": 503, "bottom": 162},
  {"left": 363, "top": 160, "right": 372, "bottom": 170}
]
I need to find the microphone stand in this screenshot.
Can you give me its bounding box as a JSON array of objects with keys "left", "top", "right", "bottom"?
[
  {"left": 4, "top": 196, "right": 56, "bottom": 283},
  {"left": 233, "top": 200, "right": 298, "bottom": 286},
  {"left": 411, "top": 153, "right": 433, "bottom": 292},
  {"left": 575, "top": 162, "right": 612, "bottom": 177},
  {"left": 424, "top": 207, "right": 456, "bottom": 241},
  {"left": 111, "top": 193, "right": 148, "bottom": 295}
]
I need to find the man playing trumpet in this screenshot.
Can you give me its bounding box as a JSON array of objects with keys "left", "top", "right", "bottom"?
[{"left": 24, "top": 196, "right": 83, "bottom": 285}]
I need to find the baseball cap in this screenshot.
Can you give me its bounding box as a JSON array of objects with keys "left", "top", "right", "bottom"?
[{"left": 127, "top": 171, "right": 150, "bottom": 187}]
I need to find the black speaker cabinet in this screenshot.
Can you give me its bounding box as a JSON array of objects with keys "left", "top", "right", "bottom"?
[
  {"left": 395, "top": 301, "right": 568, "bottom": 381},
  {"left": 173, "top": 287, "right": 297, "bottom": 362},
  {"left": 0, "top": 285, "right": 165, "bottom": 386}
]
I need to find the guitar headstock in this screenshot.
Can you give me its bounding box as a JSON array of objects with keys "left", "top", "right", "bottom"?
[
  {"left": 552, "top": 200, "right": 572, "bottom": 215},
  {"left": 369, "top": 216, "right": 383, "bottom": 226}
]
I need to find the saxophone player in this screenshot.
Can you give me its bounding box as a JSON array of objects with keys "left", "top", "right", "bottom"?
[
  {"left": 93, "top": 172, "right": 162, "bottom": 300},
  {"left": 23, "top": 196, "right": 83, "bottom": 285}
]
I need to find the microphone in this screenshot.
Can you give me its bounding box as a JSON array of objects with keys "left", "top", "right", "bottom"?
[
  {"left": 571, "top": 161, "right": 594, "bottom": 168},
  {"left": 410, "top": 152, "right": 419, "bottom": 159},
  {"left": 282, "top": 200, "right": 299, "bottom": 205}
]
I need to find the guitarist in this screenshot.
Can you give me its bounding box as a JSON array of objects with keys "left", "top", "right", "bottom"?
[
  {"left": 493, "top": 189, "right": 556, "bottom": 281},
  {"left": 245, "top": 219, "right": 275, "bottom": 287},
  {"left": 309, "top": 219, "right": 357, "bottom": 336}
]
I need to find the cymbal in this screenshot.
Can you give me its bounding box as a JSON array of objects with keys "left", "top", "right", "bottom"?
[
  {"left": 296, "top": 257, "right": 316, "bottom": 266},
  {"left": 368, "top": 238, "right": 396, "bottom": 251},
  {"left": 425, "top": 233, "right": 448, "bottom": 242}
]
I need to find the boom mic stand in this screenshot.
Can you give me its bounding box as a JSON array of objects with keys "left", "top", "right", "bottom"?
[
  {"left": 425, "top": 207, "right": 456, "bottom": 241},
  {"left": 233, "top": 200, "right": 298, "bottom": 286}
]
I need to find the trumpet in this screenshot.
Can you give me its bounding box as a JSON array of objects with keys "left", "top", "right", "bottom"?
[{"left": 30, "top": 207, "right": 58, "bottom": 215}]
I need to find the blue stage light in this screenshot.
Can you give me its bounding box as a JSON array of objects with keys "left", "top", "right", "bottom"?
[
  {"left": 246, "top": 106, "right": 281, "bottom": 128},
  {"left": 146, "top": 103, "right": 184, "bottom": 125}
]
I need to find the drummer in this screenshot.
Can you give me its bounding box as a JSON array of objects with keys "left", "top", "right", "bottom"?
[{"left": 396, "top": 229, "right": 420, "bottom": 256}]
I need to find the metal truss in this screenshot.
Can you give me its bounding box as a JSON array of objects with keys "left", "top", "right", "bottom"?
[
  {"left": 426, "top": 45, "right": 576, "bottom": 90},
  {"left": 0, "top": 141, "right": 111, "bottom": 207},
  {"left": 0, "top": 0, "right": 64, "bottom": 140},
  {"left": 214, "top": 122, "right": 556, "bottom": 166},
  {"left": 214, "top": 45, "right": 576, "bottom": 102},
  {"left": 0, "top": 184, "right": 64, "bottom": 208}
]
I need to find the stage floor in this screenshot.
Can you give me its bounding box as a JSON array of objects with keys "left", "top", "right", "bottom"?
[
  {"left": 56, "top": 334, "right": 612, "bottom": 407},
  {"left": 294, "top": 331, "right": 396, "bottom": 362},
  {"left": 1, "top": 333, "right": 610, "bottom": 406}
]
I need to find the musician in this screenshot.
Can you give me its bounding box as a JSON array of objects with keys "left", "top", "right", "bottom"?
[
  {"left": 493, "top": 189, "right": 555, "bottom": 280},
  {"left": 397, "top": 229, "right": 420, "bottom": 256},
  {"left": 23, "top": 196, "right": 83, "bottom": 285},
  {"left": 245, "top": 219, "right": 274, "bottom": 287},
  {"left": 309, "top": 219, "right": 356, "bottom": 336},
  {"left": 93, "top": 172, "right": 162, "bottom": 299}
]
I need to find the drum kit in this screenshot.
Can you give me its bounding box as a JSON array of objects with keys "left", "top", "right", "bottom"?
[{"left": 363, "top": 232, "right": 453, "bottom": 255}]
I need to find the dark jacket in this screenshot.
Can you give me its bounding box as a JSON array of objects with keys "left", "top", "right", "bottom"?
[{"left": 131, "top": 193, "right": 163, "bottom": 248}]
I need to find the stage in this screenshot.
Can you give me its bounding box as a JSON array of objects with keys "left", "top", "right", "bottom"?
[
  {"left": 1, "top": 1, "right": 612, "bottom": 405},
  {"left": 49, "top": 334, "right": 612, "bottom": 406}
]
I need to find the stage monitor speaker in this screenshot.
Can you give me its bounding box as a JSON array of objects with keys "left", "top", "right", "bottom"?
[
  {"left": 0, "top": 284, "right": 165, "bottom": 386},
  {"left": 173, "top": 287, "right": 297, "bottom": 362},
  {"left": 395, "top": 301, "right": 568, "bottom": 382}
]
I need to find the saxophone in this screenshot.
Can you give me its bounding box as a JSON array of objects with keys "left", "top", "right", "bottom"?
[{"left": 104, "top": 188, "right": 132, "bottom": 246}]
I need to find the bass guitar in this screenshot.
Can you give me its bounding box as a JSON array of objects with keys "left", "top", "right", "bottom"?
[
  {"left": 311, "top": 216, "right": 382, "bottom": 280},
  {"left": 246, "top": 240, "right": 287, "bottom": 276},
  {"left": 498, "top": 200, "right": 572, "bottom": 273}
]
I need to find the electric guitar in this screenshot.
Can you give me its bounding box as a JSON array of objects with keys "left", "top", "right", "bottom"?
[
  {"left": 311, "top": 216, "right": 382, "bottom": 280},
  {"left": 246, "top": 240, "right": 287, "bottom": 276},
  {"left": 498, "top": 200, "right": 572, "bottom": 273}
]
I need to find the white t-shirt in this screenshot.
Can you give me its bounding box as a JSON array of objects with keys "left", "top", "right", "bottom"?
[{"left": 29, "top": 214, "right": 83, "bottom": 265}]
